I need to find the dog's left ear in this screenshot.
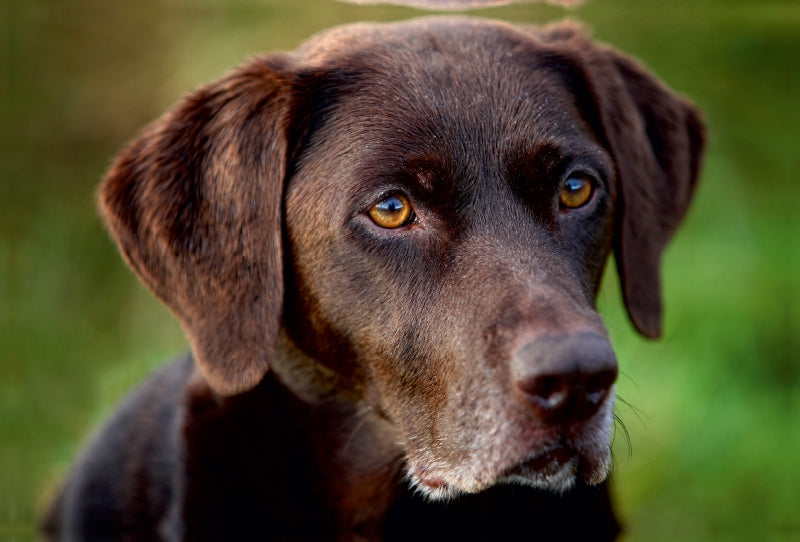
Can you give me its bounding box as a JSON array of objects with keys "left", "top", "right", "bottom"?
[
  {"left": 586, "top": 47, "right": 706, "bottom": 338},
  {"left": 99, "top": 58, "right": 304, "bottom": 395}
]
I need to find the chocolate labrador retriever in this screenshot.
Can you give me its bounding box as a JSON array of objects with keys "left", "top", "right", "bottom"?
[{"left": 45, "top": 16, "right": 704, "bottom": 541}]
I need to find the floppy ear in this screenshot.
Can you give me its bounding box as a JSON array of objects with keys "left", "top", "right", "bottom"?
[
  {"left": 99, "top": 58, "right": 300, "bottom": 395},
  {"left": 588, "top": 48, "right": 706, "bottom": 338}
]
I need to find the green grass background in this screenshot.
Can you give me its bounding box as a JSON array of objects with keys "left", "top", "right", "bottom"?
[{"left": 3, "top": 0, "right": 799, "bottom": 539}]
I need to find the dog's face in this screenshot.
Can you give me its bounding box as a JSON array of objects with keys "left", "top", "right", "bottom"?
[
  {"left": 283, "top": 22, "right": 620, "bottom": 496},
  {"left": 98, "top": 17, "right": 704, "bottom": 499}
]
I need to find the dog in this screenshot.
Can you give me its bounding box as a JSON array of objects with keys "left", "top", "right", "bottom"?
[{"left": 45, "top": 16, "right": 705, "bottom": 541}]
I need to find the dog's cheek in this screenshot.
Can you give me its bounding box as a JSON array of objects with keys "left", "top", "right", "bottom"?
[
  {"left": 285, "top": 165, "right": 482, "bottom": 453},
  {"left": 281, "top": 178, "right": 367, "bottom": 384},
  {"left": 367, "top": 297, "right": 503, "bottom": 467},
  {"left": 350, "top": 305, "right": 439, "bottom": 399},
  {"left": 558, "top": 197, "right": 615, "bottom": 297},
  {"left": 283, "top": 211, "right": 438, "bottom": 409}
]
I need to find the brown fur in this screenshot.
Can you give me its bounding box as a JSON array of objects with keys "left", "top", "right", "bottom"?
[{"left": 46, "top": 16, "right": 704, "bottom": 541}]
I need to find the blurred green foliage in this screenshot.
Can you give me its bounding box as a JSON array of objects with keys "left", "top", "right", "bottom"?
[{"left": 3, "top": 0, "right": 799, "bottom": 540}]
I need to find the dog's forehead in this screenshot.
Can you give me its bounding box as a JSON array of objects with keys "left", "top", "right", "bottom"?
[
  {"left": 303, "top": 18, "right": 586, "bottom": 125},
  {"left": 298, "top": 16, "right": 573, "bottom": 65},
  {"left": 296, "top": 18, "right": 599, "bottom": 189}
]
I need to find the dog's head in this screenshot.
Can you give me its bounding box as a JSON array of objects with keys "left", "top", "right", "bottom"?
[{"left": 99, "top": 17, "right": 704, "bottom": 498}]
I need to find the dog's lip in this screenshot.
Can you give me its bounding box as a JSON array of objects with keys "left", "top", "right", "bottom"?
[
  {"left": 501, "top": 445, "right": 576, "bottom": 480},
  {"left": 412, "top": 463, "right": 449, "bottom": 491}
]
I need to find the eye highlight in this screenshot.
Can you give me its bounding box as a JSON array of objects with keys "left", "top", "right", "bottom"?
[
  {"left": 368, "top": 193, "right": 414, "bottom": 229},
  {"left": 559, "top": 174, "right": 595, "bottom": 210}
]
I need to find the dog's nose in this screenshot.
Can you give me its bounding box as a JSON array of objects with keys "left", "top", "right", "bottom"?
[{"left": 514, "top": 333, "right": 618, "bottom": 423}]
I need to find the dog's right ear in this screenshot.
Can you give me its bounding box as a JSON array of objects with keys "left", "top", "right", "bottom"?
[{"left": 99, "top": 57, "right": 303, "bottom": 396}]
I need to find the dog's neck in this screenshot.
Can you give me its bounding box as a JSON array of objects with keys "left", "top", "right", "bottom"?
[{"left": 181, "top": 359, "right": 405, "bottom": 540}]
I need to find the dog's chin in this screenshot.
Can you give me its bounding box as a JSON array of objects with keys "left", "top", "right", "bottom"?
[
  {"left": 497, "top": 447, "right": 579, "bottom": 493},
  {"left": 409, "top": 446, "right": 609, "bottom": 501}
]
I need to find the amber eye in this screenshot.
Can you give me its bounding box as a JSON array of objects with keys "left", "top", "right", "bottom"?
[
  {"left": 368, "top": 193, "right": 414, "bottom": 229},
  {"left": 559, "top": 174, "right": 594, "bottom": 210}
]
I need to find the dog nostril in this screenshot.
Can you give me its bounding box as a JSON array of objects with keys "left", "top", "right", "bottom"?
[
  {"left": 517, "top": 374, "right": 574, "bottom": 421},
  {"left": 518, "top": 369, "right": 614, "bottom": 422},
  {"left": 524, "top": 375, "right": 570, "bottom": 412},
  {"left": 584, "top": 368, "right": 617, "bottom": 406}
]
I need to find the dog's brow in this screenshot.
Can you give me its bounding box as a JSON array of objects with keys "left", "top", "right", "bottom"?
[
  {"left": 415, "top": 169, "right": 436, "bottom": 191},
  {"left": 512, "top": 140, "right": 612, "bottom": 180},
  {"left": 404, "top": 154, "right": 448, "bottom": 192}
]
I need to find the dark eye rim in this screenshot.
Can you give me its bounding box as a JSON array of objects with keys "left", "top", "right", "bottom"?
[{"left": 558, "top": 171, "right": 599, "bottom": 211}]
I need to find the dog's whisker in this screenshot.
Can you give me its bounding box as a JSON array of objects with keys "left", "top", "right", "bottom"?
[
  {"left": 617, "top": 369, "right": 640, "bottom": 391},
  {"left": 612, "top": 413, "right": 633, "bottom": 459},
  {"left": 615, "top": 395, "right": 649, "bottom": 427}
]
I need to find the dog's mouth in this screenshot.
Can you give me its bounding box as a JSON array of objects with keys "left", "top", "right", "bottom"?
[
  {"left": 497, "top": 446, "right": 579, "bottom": 492},
  {"left": 406, "top": 381, "right": 615, "bottom": 500},
  {"left": 410, "top": 441, "right": 610, "bottom": 500}
]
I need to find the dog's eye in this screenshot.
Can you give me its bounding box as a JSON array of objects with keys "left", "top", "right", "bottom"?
[
  {"left": 559, "top": 174, "right": 594, "bottom": 210},
  {"left": 368, "top": 194, "right": 414, "bottom": 229}
]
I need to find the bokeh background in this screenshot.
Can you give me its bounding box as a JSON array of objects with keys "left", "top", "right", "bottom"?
[{"left": 3, "top": 0, "right": 799, "bottom": 540}]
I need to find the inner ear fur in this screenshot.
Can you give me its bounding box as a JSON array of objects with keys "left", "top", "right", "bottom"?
[{"left": 99, "top": 57, "right": 301, "bottom": 395}]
